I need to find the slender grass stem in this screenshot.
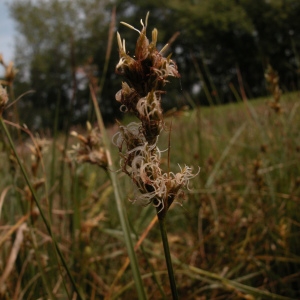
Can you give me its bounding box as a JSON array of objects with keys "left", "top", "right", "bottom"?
[
  {"left": 90, "top": 86, "right": 147, "bottom": 300},
  {"left": 49, "top": 91, "right": 60, "bottom": 219},
  {"left": 158, "top": 216, "right": 179, "bottom": 300},
  {"left": 29, "top": 228, "right": 56, "bottom": 300},
  {"left": 0, "top": 117, "right": 84, "bottom": 300}
]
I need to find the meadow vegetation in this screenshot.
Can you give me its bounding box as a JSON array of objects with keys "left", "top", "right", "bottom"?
[
  {"left": 1, "top": 6, "right": 300, "bottom": 300},
  {"left": 0, "top": 78, "right": 299, "bottom": 299}
]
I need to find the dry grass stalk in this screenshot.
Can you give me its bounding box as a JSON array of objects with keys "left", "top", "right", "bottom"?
[
  {"left": 265, "top": 64, "right": 282, "bottom": 113},
  {"left": 0, "top": 223, "right": 27, "bottom": 294}
]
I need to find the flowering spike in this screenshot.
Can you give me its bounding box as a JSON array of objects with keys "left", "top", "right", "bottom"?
[
  {"left": 69, "top": 123, "right": 108, "bottom": 168},
  {"left": 114, "top": 13, "right": 198, "bottom": 217}
]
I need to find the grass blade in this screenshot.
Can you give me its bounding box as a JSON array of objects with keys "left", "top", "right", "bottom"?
[{"left": 90, "top": 85, "right": 147, "bottom": 299}]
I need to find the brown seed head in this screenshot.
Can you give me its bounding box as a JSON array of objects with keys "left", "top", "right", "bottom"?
[
  {"left": 70, "top": 122, "right": 108, "bottom": 168},
  {"left": 0, "top": 84, "right": 8, "bottom": 115},
  {"left": 116, "top": 13, "right": 179, "bottom": 99},
  {"left": 5, "top": 61, "right": 17, "bottom": 83}
]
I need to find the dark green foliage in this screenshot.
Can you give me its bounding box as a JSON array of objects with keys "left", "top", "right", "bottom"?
[
  {"left": 9, "top": 0, "right": 120, "bottom": 130},
  {"left": 7, "top": 0, "right": 300, "bottom": 128}
]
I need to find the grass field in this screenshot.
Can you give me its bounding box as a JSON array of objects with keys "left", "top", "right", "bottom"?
[{"left": 0, "top": 90, "right": 299, "bottom": 299}]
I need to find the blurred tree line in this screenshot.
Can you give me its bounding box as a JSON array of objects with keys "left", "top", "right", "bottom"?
[{"left": 7, "top": 0, "right": 300, "bottom": 130}]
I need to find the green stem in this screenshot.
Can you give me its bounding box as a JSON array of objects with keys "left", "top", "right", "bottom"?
[
  {"left": 158, "top": 217, "right": 179, "bottom": 300},
  {"left": 0, "top": 117, "right": 84, "bottom": 300},
  {"left": 90, "top": 86, "right": 147, "bottom": 300}
]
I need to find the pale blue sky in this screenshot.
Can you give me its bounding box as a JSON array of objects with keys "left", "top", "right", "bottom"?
[{"left": 0, "top": 0, "right": 15, "bottom": 72}]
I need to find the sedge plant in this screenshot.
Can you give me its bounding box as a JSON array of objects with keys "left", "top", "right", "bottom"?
[
  {"left": 0, "top": 59, "right": 84, "bottom": 299},
  {"left": 113, "top": 13, "right": 199, "bottom": 298}
]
